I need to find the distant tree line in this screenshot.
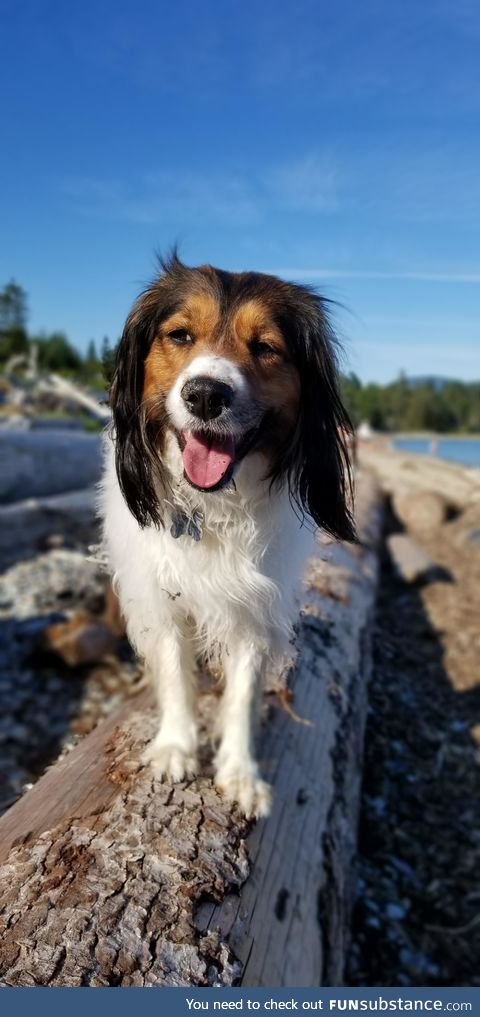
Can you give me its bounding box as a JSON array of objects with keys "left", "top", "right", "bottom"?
[
  {"left": 0, "top": 279, "right": 115, "bottom": 388},
  {"left": 342, "top": 372, "right": 480, "bottom": 434}
]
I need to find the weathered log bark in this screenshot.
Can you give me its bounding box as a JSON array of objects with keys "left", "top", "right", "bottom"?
[{"left": 0, "top": 472, "right": 382, "bottom": 988}]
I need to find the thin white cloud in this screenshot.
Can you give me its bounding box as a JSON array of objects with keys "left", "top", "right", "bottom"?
[
  {"left": 366, "top": 313, "right": 480, "bottom": 330},
  {"left": 62, "top": 172, "right": 259, "bottom": 227},
  {"left": 276, "top": 268, "right": 480, "bottom": 283},
  {"left": 62, "top": 152, "right": 342, "bottom": 224},
  {"left": 265, "top": 154, "right": 340, "bottom": 213}
]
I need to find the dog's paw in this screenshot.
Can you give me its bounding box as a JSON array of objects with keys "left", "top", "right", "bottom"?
[
  {"left": 143, "top": 741, "right": 198, "bottom": 783},
  {"left": 215, "top": 764, "right": 272, "bottom": 819}
]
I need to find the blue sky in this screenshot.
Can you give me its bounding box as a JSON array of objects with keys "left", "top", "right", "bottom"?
[{"left": 1, "top": 0, "right": 479, "bottom": 383}]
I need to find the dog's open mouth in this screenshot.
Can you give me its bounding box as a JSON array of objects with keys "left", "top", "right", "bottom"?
[
  {"left": 179, "top": 427, "right": 260, "bottom": 492},
  {"left": 181, "top": 431, "right": 235, "bottom": 490}
]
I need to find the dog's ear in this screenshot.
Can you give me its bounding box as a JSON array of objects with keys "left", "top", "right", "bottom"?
[
  {"left": 109, "top": 293, "right": 170, "bottom": 528},
  {"left": 280, "top": 291, "right": 356, "bottom": 542}
]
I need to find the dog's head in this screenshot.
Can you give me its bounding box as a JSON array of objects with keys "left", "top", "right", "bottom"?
[{"left": 110, "top": 253, "right": 355, "bottom": 541}]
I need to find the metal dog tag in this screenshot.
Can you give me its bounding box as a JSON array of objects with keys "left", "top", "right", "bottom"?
[{"left": 170, "top": 508, "right": 204, "bottom": 542}]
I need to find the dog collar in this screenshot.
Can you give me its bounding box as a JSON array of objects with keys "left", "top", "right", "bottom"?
[{"left": 170, "top": 508, "right": 204, "bottom": 542}]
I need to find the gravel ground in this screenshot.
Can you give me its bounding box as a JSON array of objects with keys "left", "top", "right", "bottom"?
[{"left": 348, "top": 499, "right": 480, "bottom": 987}]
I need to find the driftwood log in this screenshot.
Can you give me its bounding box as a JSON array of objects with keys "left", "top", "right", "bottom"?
[
  {"left": 361, "top": 442, "right": 480, "bottom": 511},
  {"left": 36, "top": 374, "right": 111, "bottom": 423},
  {"left": 0, "top": 472, "right": 382, "bottom": 988},
  {"left": 0, "top": 429, "right": 101, "bottom": 503},
  {"left": 0, "top": 488, "right": 97, "bottom": 569}
]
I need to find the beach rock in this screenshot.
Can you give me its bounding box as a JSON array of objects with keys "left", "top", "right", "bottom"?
[
  {"left": 0, "top": 488, "right": 97, "bottom": 570},
  {"left": 387, "top": 534, "right": 438, "bottom": 584},
  {"left": 393, "top": 489, "right": 449, "bottom": 535},
  {"left": 0, "top": 546, "right": 137, "bottom": 816},
  {"left": 0, "top": 549, "right": 106, "bottom": 619},
  {"left": 452, "top": 524, "right": 480, "bottom": 552},
  {"left": 45, "top": 616, "right": 120, "bottom": 666}
]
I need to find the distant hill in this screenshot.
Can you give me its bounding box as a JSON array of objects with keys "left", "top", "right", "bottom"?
[{"left": 406, "top": 376, "right": 459, "bottom": 391}]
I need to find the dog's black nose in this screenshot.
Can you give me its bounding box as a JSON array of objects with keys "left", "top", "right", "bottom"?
[{"left": 181, "top": 377, "right": 234, "bottom": 421}]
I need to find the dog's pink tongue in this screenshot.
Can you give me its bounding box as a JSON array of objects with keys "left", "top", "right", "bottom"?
[{"left": 182, "top": 431, "right": 235, "bottom": 489}]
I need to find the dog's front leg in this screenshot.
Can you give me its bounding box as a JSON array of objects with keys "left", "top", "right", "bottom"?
[
  {"left": 214, "top": 638, "right": 271, "bottom": 818},
  {"left": 142, "top": 623, "right": 198, "bottom": 783}
]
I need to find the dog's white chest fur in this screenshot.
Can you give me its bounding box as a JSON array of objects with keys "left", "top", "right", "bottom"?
[
  {"left": 101, "top": 437, "right": 314, "bottom": 654},
  {"left": 100, "top": 436, "right": 316, "bottom": 817}
]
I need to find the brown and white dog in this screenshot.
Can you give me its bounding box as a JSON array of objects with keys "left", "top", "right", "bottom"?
[{"left": 100, "top": 254, "right": 355, "bottom": 817}]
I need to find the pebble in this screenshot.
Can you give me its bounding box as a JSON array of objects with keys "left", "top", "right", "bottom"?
[{"left": 385, "top": 903, "right": 407, "bottom": 920}]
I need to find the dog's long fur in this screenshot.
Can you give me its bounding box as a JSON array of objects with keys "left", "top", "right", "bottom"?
[{"left": 100, "top": 254, "right": 354, "bottom": 817}]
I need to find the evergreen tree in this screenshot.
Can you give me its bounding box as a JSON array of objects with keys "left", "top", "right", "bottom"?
[
  {"left": 0, "top": 280, "right": 29, "bottom": 362},
  {"left": 86, "top": 339, "right": 98, "bottom": 366},
  {"left": 101, "top": 336, "right": 118, "bottom": 387},
  {"left": 36, "top": 332, "right": 82, "bottom": 373}
]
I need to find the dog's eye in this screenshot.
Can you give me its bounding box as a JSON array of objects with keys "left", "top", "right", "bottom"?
[
  {"left": 168, "top": 329, "right": 194, "bottom": 345},
  {"left": 249, "top": 338, "right": 277, "bottom": 358}
]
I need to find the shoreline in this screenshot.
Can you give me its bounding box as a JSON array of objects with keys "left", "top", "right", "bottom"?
[
  {"left": 386, "top": 436, "right": 480, "bottom": 471},
  {"left": 392, "top": 432, "right": 480, "bottom": 441}
]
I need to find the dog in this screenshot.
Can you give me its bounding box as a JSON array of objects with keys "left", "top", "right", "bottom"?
[{"left": 100, "top": 253, "right": 355, "bottom": 817}]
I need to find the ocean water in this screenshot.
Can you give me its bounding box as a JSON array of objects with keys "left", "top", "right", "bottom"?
[{"left": 393, "top": 436, "right": 480, "bottom": 468}]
